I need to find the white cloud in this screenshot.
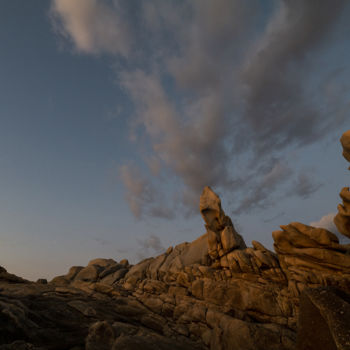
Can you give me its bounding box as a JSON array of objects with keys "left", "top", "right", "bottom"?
[
  {"left": 310, "top": 212, "right": 337, "bottom": 232},
  {"left": 310, "top": 212, "right": 350, "bottom": 244}
]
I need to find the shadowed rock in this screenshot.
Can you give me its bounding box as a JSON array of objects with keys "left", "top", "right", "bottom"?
[{"left": 297, "top": 287, "right": 350, "bottom": 350}]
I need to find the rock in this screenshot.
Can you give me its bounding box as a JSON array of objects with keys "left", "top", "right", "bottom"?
[
  {"left": 99, "top": 263, "right": 123, "bottom": 279},
  {"left": 199, "top": 186, "right": 226, "bottom": 232},
  {"left": 36, "top": 279, "right": 47, "bottom": 284},
  {"left": 334, "top": 187, "right": 350, "bottom": 238},
  {"left": 2, "top": 129, "right": 350, "bottom": 350},
  {"left": 340, "top": 130, "right": 350, "bottom": 162},
  {"left": 124, "top": 258, "right": 153, "bottom": 284},
  {"left": 85, "top": 321, "right": 115, "bottom": 350},
  {"left": 191, "top": 279, "right": 204, "bottom": 299},
  {"left": 297, "top": 287, "right": 350, "bottom": 350},
  {"left": 75, "top": 265, "right": 100, "bottom": 282},
  {"left": 68, "top": 300, "right": 97, "bottom": 317},
  {"left": 119, "top": 259, "right": 129, "bottom": 267},
  {"left": 101, "top": 268, "right": 128, "bottom": 285},
  {"left": 50, "top": 275, "right": 70, "bottom": 286},
  {"left": 200, "top": 186, "right": 246, "bottom": 260},
  {"left": 88, "top": 258, "right": 116, "bottom": 268},
  {"left": 111, "top": 335, "right": 202, "bottom": 350},
  {"left": 221, "top": 226, "right": 246, "bottom": 252},
  {"left": 66, "top": 266, "right": 84, "bottom": 280}
]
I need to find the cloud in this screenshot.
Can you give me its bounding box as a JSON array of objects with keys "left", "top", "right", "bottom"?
[
  {"left": 50, "top": 0, "right": 130, "bottom": 56},
  {"left": 119, "top": 163, "right": 173, "bottom": 219},
  {"left": 310, "top": 213, "right": 337, "bottom": 233},
  {"left": 51, "top": 0, "right": 349, "bottom": 218},
  {"left": 119, "top": 164, "right": 154, "bottom": 219},
  {"left": 136, "top": 234, "right": 165, "bottom": 260},
  {"left": 310, "top": 212, "right": 350, "bottom": 244},
  {"left": 239, "top": 0, "right": 347, "bottom": 155},
  {"left": 292, "top": 173, "right": 322, "bottom": 199},
  {"left": 263, "top": 212, "right": 286, "bottom": 224},
  {"left": 91, "top": 237, "right": 111, "bottom": 246},
  {"left": 233, "top": 161, "right": 293, "bottom": 214}
]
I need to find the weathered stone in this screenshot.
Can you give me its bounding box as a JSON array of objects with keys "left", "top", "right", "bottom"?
[
  {"left": 85, "top": 321, "right": 115, "bottom": 350},
  {"left": 3, "top": 130, "right": 350, "bottom": 350},
  {"left": 88, "top": 258, "right": 117, "bottom": 268},
  {"left": 191, "top": 279, "right": 204, "bottom": 299},
  {"left": 99, "top": 263, "right": 123, "bottom": 279},
  {"left": 340, "top": 130, "right": 350, "bottom": 162},
  {"left": 75, "top": 265, "right": 100, "bottom": 282},
  {"left": 124, "top": 258, "right": 153, "bottom": 282},
  {"left": 335, "top": 187, "right": 350, "bottom": 238},
  {"left": 220, "top": 226, "right": 246, "bottom": 252},
  {"left": 66, "top": 266, "right": 84, "bottom": 280},
  {"left": 50, "top": 275, "right": 70, "bottom": 286},
  {"left": 101, "top": 268, "right": 128, "bottom": 285},
  {"left": 119, "top": 259, "right": 129, "bottom": 267},
  {"left": 297, "top": 287, "right": 350, "bottom": 350},
  {"left": 199, "top": 186, "right": 226, "bottom": 232},
  {"left": 68, "top": 300, "right": 96, "bottom": 317}
]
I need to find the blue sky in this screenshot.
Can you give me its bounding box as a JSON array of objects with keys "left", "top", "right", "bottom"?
[{"left": 0, "top": 0, "right": 349, "bottom": 281}]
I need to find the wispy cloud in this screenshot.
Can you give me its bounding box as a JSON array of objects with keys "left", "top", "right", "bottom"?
[
  {"left": 233, "top": 161, "right": 293, "bottom": 214},
  {"left": 50, "top": 0, "right": 131, "bottom": 56},
  {"left": 119, "top": 163, "right": 173, "bottom": 219},
  {"left": 291, "top": 172, "right": 322, "bottom": 199},
  {"left": 50, "top": 0, "right": 349, "bottom": 218},
  {"left": 136, "top": 234, "right": 165, "bottom": 260}
]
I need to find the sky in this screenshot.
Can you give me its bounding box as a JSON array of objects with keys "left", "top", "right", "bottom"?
[{"left": 0, "top": 0, "right": 349, "bottom": 281}]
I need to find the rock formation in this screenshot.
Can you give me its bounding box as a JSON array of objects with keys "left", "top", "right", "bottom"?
[
  {"left": 200, "top": 186, "right": 246, "bottom": 259},
  {"left": 334, "top": 130, "right": 350, "bottom": 238},
  {"left": 0, "top": 130, "right": 350, "bottom": 349}
]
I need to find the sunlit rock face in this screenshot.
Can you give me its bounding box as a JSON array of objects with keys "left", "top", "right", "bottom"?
[
  {"left": 200, "top": 186, "right": 246, "bottom": 260},
  {"left": 334, "top": 130, "right": 350, "bottom": 238},
  {"left": 1, "top": 131, "right": 350, "bottom": 350},
  {"left": 340, "top": 130, "right": 350, "bottom": 162}
]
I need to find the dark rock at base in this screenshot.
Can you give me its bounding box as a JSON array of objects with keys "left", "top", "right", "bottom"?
[{"left": 297, "top": 287, "right": 350, "bottom": 350}]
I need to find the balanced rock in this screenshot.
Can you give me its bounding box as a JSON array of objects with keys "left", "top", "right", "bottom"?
[{"left": 200, "top": 186, "right": 246, "bottom": 260}]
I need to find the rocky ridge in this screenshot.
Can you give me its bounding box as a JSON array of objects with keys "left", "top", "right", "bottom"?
[{"left": 0, "top": 130, "right": 350, "bottom": 349}]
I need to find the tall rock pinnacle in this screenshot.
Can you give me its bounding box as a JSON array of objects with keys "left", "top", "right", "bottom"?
[{"left": 199, "top": 186, "right": 246, "bottom": 259}]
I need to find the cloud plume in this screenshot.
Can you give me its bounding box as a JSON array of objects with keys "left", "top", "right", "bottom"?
[
  {"left": 136, "top": 234, "right": 165, "bottom": 260},
  {"left": 51, "top": 0, "right": 349, "bottom": 218}
]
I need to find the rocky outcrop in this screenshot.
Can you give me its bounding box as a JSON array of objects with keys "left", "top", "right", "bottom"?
[
  {"left": 335, "top": 130, "right": 350, "bottom": 238},
  {"left": 341, "top": 130, "right": 350, "bottom": 162},
  {"left": 273, "top": 222, "right": 350, "bottom": 295},
  {"left": 335, "top": 187, "right": 350, "bottom": 238},
  {"left": 0, "top": 130, "right": 350, "bottom": 349},
  {"left": 200, "top": 186, "right": 246, "bottom": 259}
]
